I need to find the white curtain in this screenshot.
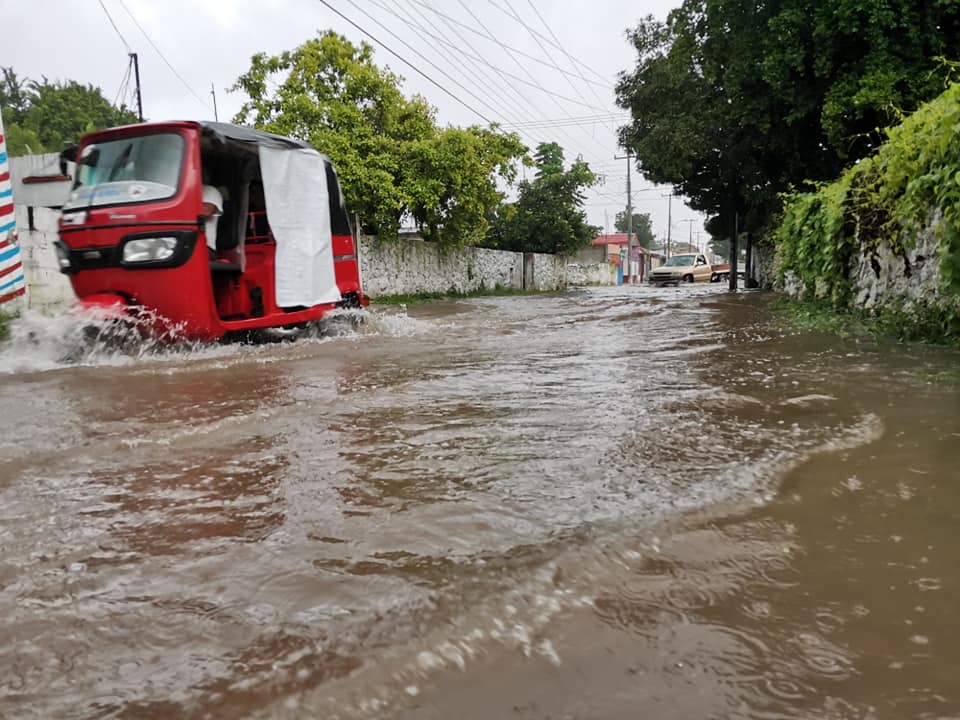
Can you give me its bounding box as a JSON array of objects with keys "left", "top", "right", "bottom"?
[{"left": 259, "top": 146, "right": 341, "bottom": 307}]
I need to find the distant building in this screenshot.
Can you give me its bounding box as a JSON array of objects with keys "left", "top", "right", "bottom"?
[{"left": 573, "top": 233, "right": 664, "bottom": 283}]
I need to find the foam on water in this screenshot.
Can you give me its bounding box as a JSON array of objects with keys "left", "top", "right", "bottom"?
[
  {"left": 0, "top": 308, "right": 200, "bottom": 374},
  {"left": 0, "top": 304, "right": 439, "bottom": 376}
]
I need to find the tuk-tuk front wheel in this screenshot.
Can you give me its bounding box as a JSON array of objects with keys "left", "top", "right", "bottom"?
[{"left": 338, "top": 292, "right": 362, "bottom": 309}]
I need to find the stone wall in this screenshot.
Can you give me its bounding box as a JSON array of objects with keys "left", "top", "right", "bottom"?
[
  {"left": 14, "top": 217, "right": 576, "bottom": 314},
  {"left": 357, "top": 235, "right": 567, "bottom": 297},
  {"left": 778, "top": 213, "right": 956, "bottom": 317},
  {"left": 753, "top": 243, "right": 777, "bottom": 289},
  {"left": 16, "top": 206, "right": 75, "bottom": 312},
  {"left": 850, "top": 221, "right": 945, "bottom": 312},
  {"left": 565, "top": 262, "right": 619, "bottom": 286}
]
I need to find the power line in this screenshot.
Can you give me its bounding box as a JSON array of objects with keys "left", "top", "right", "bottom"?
[
  {"left": 524, "top": 0, "right": 608, "bottom": 107},
  {"left": 389, "top": 0, "right": 599, "bottom": 158},
  {"left": 328, "top": 0, "right": 499, "bottom": 124},
  {"left": 112, "top": 55, "right": 133, "bottom": 108},
  {"left": 452, "top": 0, "right": 601, "bottom": 113},
  {"left": 397, "top": 0, "right": 604, "bottom": 111},
  {"left": 485, "top": 0, "right": 611, "bottom": 83},
  {"left": 115, "top": 0, "right": 212, "bottom": 113},
  {"left": 403, "top": 0, "right": 611, "bottom": 87},
  {"left": 501, "top": 113, "right": 627, "bottom": 130},
  {"left": 315, "top": 1, "right": 614, "bottom": 177},
  {"left": 453, "top": 0, "right": 613, "bottom": 159},
  {"left": 379, "top": 0, "right": 544, "bottom": 148},
  {"left": 97, "top": 0, "right": 132, "bottom": 53},
  {"left": 502, "top": 0, "right": 604, "bottom": 109}
]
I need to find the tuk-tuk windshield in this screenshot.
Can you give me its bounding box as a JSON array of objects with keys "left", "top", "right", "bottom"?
[{"left": 64, "top": 132, "right": 185, "bottom": 210}]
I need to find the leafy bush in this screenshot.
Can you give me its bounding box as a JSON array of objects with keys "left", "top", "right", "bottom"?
[{"left": 774, "top": 82, "right": 960, "bottom": 337}]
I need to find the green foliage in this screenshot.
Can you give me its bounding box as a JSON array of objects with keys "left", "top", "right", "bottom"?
[
  {"left": 487, "top": 142, "right": 600, "bottom": 255},
  {"left": 231, "top": 31, "right": 526, "bottom": 242},
  {"left": 403, "top": 126, "right": 526, "bottom": 246},
  {"left": 371, "top": 285, "right": 552, "bottom": 305},
  {"left": 614, "top": 210, "right": 655, "bottom": 248},
  {"left": 770, "top": 296, "right": 873, "bottom": 338},
  {"left": 772, "top": 295, "right": 960, "bottom": 347},
  {"left": 1, "top": 67, "right": 138, "bottom": 155},
  {"left": 616, "top": 0, "right": 960, "bottom": 246},
  {"left": 775, "top": 83, "right": 960, "bottom": 305}
]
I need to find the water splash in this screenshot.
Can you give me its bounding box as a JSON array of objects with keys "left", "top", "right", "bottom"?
[
  {"left": 0, "top": 304, "right": 444, "bottom": 375},
  {"left": 0, "top": 307, "right": 197, "bottom": 374}
]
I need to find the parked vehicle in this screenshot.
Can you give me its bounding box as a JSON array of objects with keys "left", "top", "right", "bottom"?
[
  {"left": 649, "top": 253, "right": 712, "bottom": 286},
  {"left": 55, "top": 121, "right": 366, "bottom": 342},
  {"left": 710, "top": 262, "right": 730, "bottom": 282}
]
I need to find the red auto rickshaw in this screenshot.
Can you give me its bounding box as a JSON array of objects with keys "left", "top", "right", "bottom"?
[{"left": 55, "top": 121, "right": 367, "bottom": 342}]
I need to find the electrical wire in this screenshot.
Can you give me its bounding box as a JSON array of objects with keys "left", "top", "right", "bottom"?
[
  {"left": 378, "top": 0, "right": 542, "bottom": 148},
  {"left": 341, "top": 0, "right": 523, "bottom": 125},
  {"left": 315, "top": 0, "right": 497, "bottom": 125},
  {"left": 501, "top": 113, "right": 627, "bottom": 130},
  {"left": 387, "top": 0, "right": 603, "bottom": 111},
  {"left": 112, "top": 55, "right": 133, "bottom": 109},
  {"left": 403, "top": 0, "right": 610, "bottom": 87},
  {"left": 502, "top": 0, "right": 603, "bottom": 109},
  {"left": 387, "top": 0, "right": 596, "bottom": 158},
  {"left": 97, "top": 0, "right": 132, "bottom": 53},
  {"left": 524, "top": 0, "right": 608, "bottom": 107},
  {"left": 485, "top": 0, "right": 611, "bottom": 83},
  {"left": 317, "top": 0, "right": 619, "bottom": 218},
  {"left": 452, "top": 0, "right": 613, "bottom": 160},
  {"left": 115, "top": 0, "right": 213, "bottom": 113}
]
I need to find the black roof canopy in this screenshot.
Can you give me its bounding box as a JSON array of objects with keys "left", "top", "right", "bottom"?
[{"left": 199, "top": 121, "right": 316, "bottom": 152}]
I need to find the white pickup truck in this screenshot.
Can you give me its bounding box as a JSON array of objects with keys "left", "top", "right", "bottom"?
[{"left": 649, "top": 253, "right": 713, "bottom": 286}]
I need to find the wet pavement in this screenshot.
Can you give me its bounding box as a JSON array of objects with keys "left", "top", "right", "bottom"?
[{"left": 0, "top": 285, "right": 958, "bottom": 719}]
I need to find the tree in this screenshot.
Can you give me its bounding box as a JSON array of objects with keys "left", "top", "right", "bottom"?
[
  {"left": 488, "top": 142, "right": 600, "bottom": 255},
  {"left": 402, "top": 126, "right": 526, "bottom": 245},
  {"left": 0, "top": 67, "right": 30, "bottom": 122},
  {"left": 614, "top": 210, "right": 655, "bottom": 248},
  {"left": 1, "top": 68, "right": 138, "bottom": 155},
  {"left": 615, "top": 0, "right": 960, "bottom": 244},
  {"left": 231, "top": 31, "right": 526, "bottom": 241}
]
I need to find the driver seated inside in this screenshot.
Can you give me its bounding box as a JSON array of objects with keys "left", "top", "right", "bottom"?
[
  {"left": 201, "top": 183, "right": 244, "bottom": 268},
  {"left": 201, "top": 184, "right": 223, "bottom": 251}
]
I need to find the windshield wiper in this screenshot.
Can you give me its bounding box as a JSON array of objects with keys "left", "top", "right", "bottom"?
[{"left": 107, "top": 143, "right": 134, "bottom": 182}]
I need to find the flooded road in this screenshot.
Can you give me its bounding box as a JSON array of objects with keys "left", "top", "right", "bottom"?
[{"left": 1, "top": 285, "right": 958, "bottom": 719}]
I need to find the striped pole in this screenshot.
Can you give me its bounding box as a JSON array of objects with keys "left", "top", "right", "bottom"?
[{"left": 0, "top": 114, "right": 26, "bottom": 307}]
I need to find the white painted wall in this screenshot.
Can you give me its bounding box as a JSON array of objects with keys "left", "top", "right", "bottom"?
[
  {"left": 565, "top": 262, "right": 619, "bottom": 286},
  {"left": 16, "top": 206, "right": 75, "bottom": 312},
  {"left": 8, "top": 154, "right": 72, "bottom": 207},
  {"left": 15, "top": 214, "right": 580, "bottom": 315},
  {"left": 357, "top": 235, "right": 567, "bottom": 297}
]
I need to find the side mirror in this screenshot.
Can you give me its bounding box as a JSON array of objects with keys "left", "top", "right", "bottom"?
[{"left": 59, "top": 144, "right": 79, "bottom": 175}]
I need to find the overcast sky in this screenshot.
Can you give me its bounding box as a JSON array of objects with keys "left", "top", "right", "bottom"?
[{"left": 4, "top": 0, "right": 708, "bottom": 248}]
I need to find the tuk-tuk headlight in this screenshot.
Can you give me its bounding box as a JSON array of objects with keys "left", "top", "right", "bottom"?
[{"left": 122, "top": 236, "right": 179, "bottom": 263}]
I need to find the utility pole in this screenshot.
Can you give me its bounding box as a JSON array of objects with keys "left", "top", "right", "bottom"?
[
  {"left": 663, "top": 192, "right": 674, "bottom": 258},
  {"left": 729, "top": 212, "right": 739, "bottom": 291},
  {"left": 129, "top": 53, "right": 143, "bottom": 122},
  {"left": 211, "top": 83, "right": 219, "bottom": 121},
  {"left": 614, "top": 150, "right": 634, "bottom": 283}
]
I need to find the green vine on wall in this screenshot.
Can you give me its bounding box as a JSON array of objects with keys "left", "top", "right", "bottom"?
[{"left": 775, "top": 82, "right": 960, "bottom": 305}]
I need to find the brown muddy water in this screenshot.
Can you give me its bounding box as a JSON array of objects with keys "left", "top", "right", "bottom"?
[{"left": 0, "top": 285, "right": 958, "bottom": 720}]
